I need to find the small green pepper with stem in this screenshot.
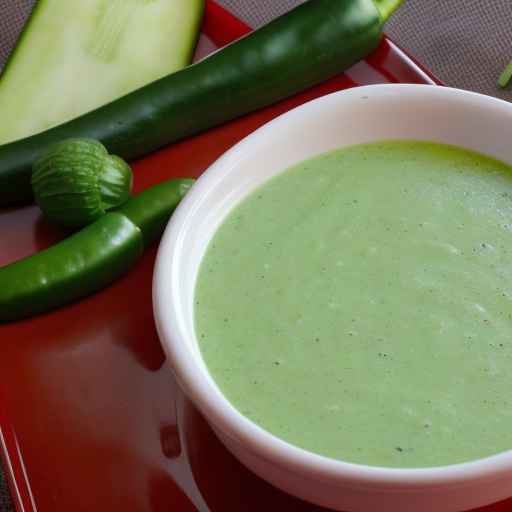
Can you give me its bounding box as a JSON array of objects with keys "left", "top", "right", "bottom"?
[{"left": 0, "top": 177, "right": 194, "bottom": 323}]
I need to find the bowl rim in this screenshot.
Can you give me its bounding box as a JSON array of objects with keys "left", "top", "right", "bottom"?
[{"left": 153, "top": 83, "right": 512, "bottom": 488}]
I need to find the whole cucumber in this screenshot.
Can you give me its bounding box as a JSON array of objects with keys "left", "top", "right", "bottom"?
[{"left": 0, "top": 0, "right": 402, "bottom": 205}]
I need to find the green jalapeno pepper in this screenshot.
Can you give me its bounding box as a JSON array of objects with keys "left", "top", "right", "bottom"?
[{"left": 0, "top": 178, "right": 193, "bottom": 322}]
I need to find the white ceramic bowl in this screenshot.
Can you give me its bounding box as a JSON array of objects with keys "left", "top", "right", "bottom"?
[{"left": 153, "top": 84, "right": 512, "bottom": 512}]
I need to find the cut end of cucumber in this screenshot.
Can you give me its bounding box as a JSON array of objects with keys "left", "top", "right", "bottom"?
[
  {"left": 0, "top": 0, "right": 204, "bottom": 144},
  {"left": 374, "top": 0, "right": 405, "bottom": 23}
]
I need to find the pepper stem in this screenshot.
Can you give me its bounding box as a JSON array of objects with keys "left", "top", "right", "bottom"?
[
  {"left": 374, "top": 0, "right": 405, "bottom": 23},
  {"left": 498, "top": 61, "right": 512, "bottom": 88}
]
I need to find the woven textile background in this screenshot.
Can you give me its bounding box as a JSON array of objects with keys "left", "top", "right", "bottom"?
[{"left": 0, "top": 1, "right": 511, "bottom": 511}]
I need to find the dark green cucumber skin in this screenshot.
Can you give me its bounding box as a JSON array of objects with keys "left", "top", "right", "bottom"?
[
  {"left": 0, "top": 0, "right": 383, "bottom": 205},
  {"left": 0, "top": 178, "right": 192, "bottom": 322}
]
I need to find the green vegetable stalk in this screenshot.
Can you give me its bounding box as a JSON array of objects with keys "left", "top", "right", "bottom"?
[
  {"left": 32, "top": 138, "right": 133, "bottom": 228},
  {"left": 498, "top": 61, "right": 512, "bottom": 88}
]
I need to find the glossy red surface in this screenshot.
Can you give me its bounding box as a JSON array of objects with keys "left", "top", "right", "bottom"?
[{"left": 1, "top": 2, "right": 510, "bottom": 511}]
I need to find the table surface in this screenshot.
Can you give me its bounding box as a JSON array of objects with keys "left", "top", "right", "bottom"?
[{"left": 0, "top": 1, "right": 511, "bottom": 511}]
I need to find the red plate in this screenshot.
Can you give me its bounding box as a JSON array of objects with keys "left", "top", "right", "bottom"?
[{"left": 1, "top": 2, "right": 510, "bottom": 511}]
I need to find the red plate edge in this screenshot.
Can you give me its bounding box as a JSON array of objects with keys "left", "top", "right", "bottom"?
[{"left": 0, "top": 2, "right": 447, "bottom": 512}]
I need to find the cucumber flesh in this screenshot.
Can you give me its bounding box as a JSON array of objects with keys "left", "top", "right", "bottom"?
[{"left": 0, "top": 0, "right": 203, "bottom": 144}]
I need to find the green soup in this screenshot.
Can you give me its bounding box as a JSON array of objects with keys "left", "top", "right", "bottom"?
[{"left": 195, "top": 141, "right": 512, "bottom": 468}]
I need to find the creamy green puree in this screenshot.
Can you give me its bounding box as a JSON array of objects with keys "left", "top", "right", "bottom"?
[{"left": 195, "top": 141, "right": 512, "bottom": 468}]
